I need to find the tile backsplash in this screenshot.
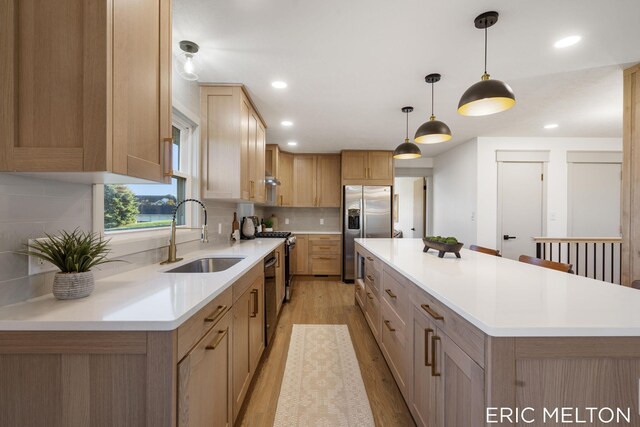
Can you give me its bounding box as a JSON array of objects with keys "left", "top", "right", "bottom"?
[
  {"left": 0, "top": 174, "right": 254, "bottom": 307},
  {"left": 262, "top": 207, "right": 340, "bottom": 232},
  {"left": 0, "top": 174, "right": 93, "bottom": 306}
]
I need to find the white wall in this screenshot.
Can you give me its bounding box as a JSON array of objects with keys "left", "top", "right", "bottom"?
[
  {"left": 432, "top": 139, "right": 478, "bottom": 246},
  {"left": 475, "top": 137, "right": 622, "bottom": 249},
  {"left": 394, "top": 177, "right": 423, "bottom": 238}
]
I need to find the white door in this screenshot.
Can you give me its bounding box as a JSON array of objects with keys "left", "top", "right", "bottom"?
[
  {"left": 394, "top": 177, "right": 425, "bottom": 238},
  {"left": 568, "top": 163, "right": 621, "bottom": 237},
  {"left": 412, "top": 178, "right": 425, "bottom": 238},
  {"left": 499, "top": 162, "right": 544, "bottom": 260}
]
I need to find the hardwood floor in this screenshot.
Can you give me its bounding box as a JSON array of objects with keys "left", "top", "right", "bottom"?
[{"left": 236, "top": 277, "right": 416, "bottom": 427}]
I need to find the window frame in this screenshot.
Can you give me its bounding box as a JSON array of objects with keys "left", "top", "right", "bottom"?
[{"left": 93, "top": 106, "right": 200, "bottom": 241}]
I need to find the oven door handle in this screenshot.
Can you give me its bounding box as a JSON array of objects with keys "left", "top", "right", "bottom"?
[{"left": 265, "top": 257, "right": 277, "bottom": 269}]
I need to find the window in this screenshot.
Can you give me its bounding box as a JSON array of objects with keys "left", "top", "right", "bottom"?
[{"left": 101, "top": 114, "right": 196, "bottom": 233}]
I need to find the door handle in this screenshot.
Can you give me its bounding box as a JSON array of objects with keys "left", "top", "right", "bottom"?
[
  {"left": 503, "top": 235, "right": 517, "bottom": 240},
  {"left": 250, "top": 289, "right": 258, "bottom": 317},
  {"left": 431, "top": 335, "right": 441, "bottom": 377}
]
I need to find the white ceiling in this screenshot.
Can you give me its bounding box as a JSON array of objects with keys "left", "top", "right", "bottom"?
[{"left": 173, "top": 0, "right": 639, "bottom": 156}]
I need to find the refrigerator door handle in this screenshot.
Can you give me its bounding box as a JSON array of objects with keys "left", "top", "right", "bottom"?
[{"left": 361, "top": 191, "right": 366, "bottom": 238}]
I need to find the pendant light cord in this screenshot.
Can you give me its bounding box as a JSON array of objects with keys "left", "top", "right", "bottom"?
[
  {"left": 484, "top": 26, "right": 488, "bottom": 75},
  {"left": 405, "top": 109, "right": 409, "bottom": 139},
  {"left": 431, "top": 83, "right": 435, "bottom": 117}
]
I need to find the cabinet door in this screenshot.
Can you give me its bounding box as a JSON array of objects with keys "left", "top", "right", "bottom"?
[
  {"left": 341, "top": 151, "right": 368, "bottom": 180},
  {"left": 112, "top": 0, "right": 171, "bottom": 183},
  {"left": 279, "top": 151, "right": 294, "bottom": 206},
  {"left": 293, "top": 235, "right": 309, "bottom": 275},
  {"left": 178, "top": 311, "right": 232, "bottom": 427},
  {"left": 275, "top": 244, "right": 285, "bottom": 314},
  {"left": 248, "top": 276, "right": 265, "bottom": 373},
  {"left": 316, "top": 155, "right": 341, "bottom": 207},
  {"left": 367, "top": 151, "right": 394, "bottom": 181},
  {"left": 255, "top": 121, "right": 266, "bottom": 203},
  {"left": 412, "top": 309, "right": 441, "bottom": 427},
  {"left": 434, "top": 330, "right": 485, "bottom": 427},
  {"left": 293, "top": 155, "right": 317, "bottom": 207},
  {"left": 239, "top": 97, "right": 251, "bottom": 200},
  {"left": 232, "top": 288, "right": 251, "bottom": 422},
  {"left": 248, "top": 112, "right": 258, "bottom": 200}
]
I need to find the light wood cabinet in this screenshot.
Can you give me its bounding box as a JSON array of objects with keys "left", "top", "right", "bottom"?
[
  {"left": 200, "top": 85, "right": 266, "bottom": 201},
  {"left": 292, "top": 235, "right": 309, "bottom": 275},
  {"left": 178, "top": 309, "right": 232, "bottom": 427},
  {"left": 292, "top": 154, "right": 341, "bottom": 207},
  {"left": 0, "top": 0, "right": 172, "bottom": 183},
  {"left": 341, "top": 150, "right": 394, "bottom": 185},
  {"left": 623, "top": 63, "right": 640, "bottom": 285},
  {"left": 412, "top": 307, "right": 440, "bottom": 427},
  {"left": 279, "top": 151, "right": 294, "bottom": 206},
  {"left": 293, "top": 156, "right": 317, "bottom": 207},
  {"left": 292, "top": 234, "right": 341, "bottom": 275}
]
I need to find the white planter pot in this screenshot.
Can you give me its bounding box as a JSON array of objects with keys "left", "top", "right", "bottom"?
[{"left": 53, "top": 271, "right": 95, "bottom": 300}]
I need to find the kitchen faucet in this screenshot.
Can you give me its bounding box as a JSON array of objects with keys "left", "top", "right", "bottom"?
[{"left": 161, "top": 198, "right": 209, "bottom": 265}]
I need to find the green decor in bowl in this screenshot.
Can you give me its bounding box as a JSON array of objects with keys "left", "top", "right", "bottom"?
[
  {"left": 423, "top": 236, "right": 464, "bottom": 258},
  {"left": 24, "top": 229, "right": 120, "bottom": 300}
]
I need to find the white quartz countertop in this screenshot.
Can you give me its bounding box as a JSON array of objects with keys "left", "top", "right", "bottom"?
[
  {"left": 289, "top": 231, "right": 341, "bottom": 235},
  {"left": 0, "top": 239, "right": 284, "bottom": 331},
  {"left": 356, "top": 238, "right": 640, "bottom": 337}
]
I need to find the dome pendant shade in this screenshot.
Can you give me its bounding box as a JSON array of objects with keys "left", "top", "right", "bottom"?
[
  {"left": 393, "top": 106, "right": 421, "bottom": 159},
  {"left": 458, "top": 11, "right": 516, "bottom": 116},
  {"left": 457, "top": 76, "right": 515, "bottom": 116},
  {"left": 415, "top": 116, "right": 452, "bottom": 144},
  {"left": 394, "top": 139, "right": 422, "bottom": 159}
]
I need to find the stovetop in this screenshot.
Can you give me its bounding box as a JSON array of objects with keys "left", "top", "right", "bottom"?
[{"left": 255, "top": 231, "right": 292, "bottom": 238}]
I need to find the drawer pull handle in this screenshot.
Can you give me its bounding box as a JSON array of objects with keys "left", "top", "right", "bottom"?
[
  {"left": 205, "top": 305, "right": 229, "bottom": 324},
  {"left": 316, "top": 256, "right": 334, "bottom": 260},
  {"left": 421, "top": 304, "right": 444, "bottom": 321},
  {"left": 425, "top": 328, "right": 433, "bottom": 366},
  {"left": 431, "top": 335, "right": 441, "bottom": 376},
  {"left": 366, "top": 256, "right": 374, "bottom": 261},
  {"left": 366, "top": 292, "right": 373, "bottom": 300},
  {"left": 384, "top": 320, "right": 395, "bottom": 332},
  {"left": 250, "top": 289, "right": 258, "bottom": 317},
  {"left": 206, "top": 328, "right": 229, "bottom": 350},
  {"left": 318, "top": 246, "right": 331, "bottom": 250},
  {"left": 366, "top": 274, "right": 375, "bottom": 282},
  {"left": 385, "top": 288, "right": 397, "bottom": 299}
]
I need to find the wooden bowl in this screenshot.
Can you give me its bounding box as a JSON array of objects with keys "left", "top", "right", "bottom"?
[{"left": 422, "top": 239, "right": 464, "bottom": 258}]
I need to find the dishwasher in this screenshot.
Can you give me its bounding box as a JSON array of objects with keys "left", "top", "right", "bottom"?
[{"left": 264, "top": 251, "right": 278, "bottom": 347}]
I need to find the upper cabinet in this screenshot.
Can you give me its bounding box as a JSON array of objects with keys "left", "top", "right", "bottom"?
[
  {"left": 278, "top": 151, "right": 294, "bottom": 207},
  {"left": 200, "top": 85, "right": 266, "bottom": 202},
  {"left": 0, "top": 0, "right": 172, "bottom": 183},
  {"left": 341, "top": 150, "right": 394, "bottom": 185},
  {"left": 293, "top": 154, "right": 341, "bottom": 208}
]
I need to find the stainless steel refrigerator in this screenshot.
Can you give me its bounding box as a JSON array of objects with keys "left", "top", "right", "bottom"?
[{"left": 343, "top": 185, "right": 393, "bottom": 281}]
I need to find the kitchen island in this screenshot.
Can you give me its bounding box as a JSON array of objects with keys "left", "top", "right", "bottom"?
[
  {"left": 0, "top": 239, "right": 285, "bottom": 427},
  {"left": 355, "top": 238, "right": 640, "bottom": 427}
]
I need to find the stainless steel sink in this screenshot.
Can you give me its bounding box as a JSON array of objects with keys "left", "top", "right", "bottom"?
[{"left": 165, "top": 257, "right": 244, "bottom": 273}]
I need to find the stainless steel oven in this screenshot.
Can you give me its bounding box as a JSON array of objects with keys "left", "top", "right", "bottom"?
[{"left": 264, "top": 251, "right": 277, "bottom": 347}]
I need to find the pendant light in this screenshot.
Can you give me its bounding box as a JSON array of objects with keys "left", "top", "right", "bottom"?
[
  {"left": 458, "top": 11, "right": 515, "bottom": 116},
  {"left": 178, "top": 40, "right": 200, "bottom": 81},
  {"left": 414, "top": 73, "right": 452, "bottom": 144},
  {"left": 393, "top": 107, "right": 421, "bottom": 159}
]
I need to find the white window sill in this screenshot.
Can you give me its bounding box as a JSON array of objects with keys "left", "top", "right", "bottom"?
[{"left": 105, "top": 228, "right": 202, "bottom": 259}]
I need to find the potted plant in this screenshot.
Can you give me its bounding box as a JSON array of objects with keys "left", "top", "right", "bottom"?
[
  {"left": 264, "top": 218, "right": 274, "bottom": 232},
  {"left": 422, "top": 236, "right": 464, "bottom": 258},
  {"left": 24, "top": 229, "right": 118, "bottom": 300}
]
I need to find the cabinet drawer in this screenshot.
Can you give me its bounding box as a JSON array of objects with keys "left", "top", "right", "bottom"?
[
  {"left": 233, "top": 263, "right": 263, "bottom": 303},
  {"left": 309, "top": 254, "right": 340, "bottom": 275},
  {"left": 308, "top": 234, "right": 341, "bottom": 241},
  {"left": 382, "top": 266, "right": 410, "bottom": 324},
  {"left": 364, "top": 287, "right": 380, "bottom": 341},
  {"left": 355, "top": 278, "right": 366, "bottom": 311},
  {"left": 380, "top": 297, "right": 409, "bottom": 394},
  {"left": 365, "top": 272, "right": 379, "bottom": 299},
  {"left": 413, "top": 286, "right": 485, "bottom": 366},
  {"left": 363, "top": 252, "right": 382, "bottom": 276},
  {"left": 177, "top": 286, "right": 233, "bottom": 361},
  {"left": 310, "top": 240, "right": 340, "bottom": 255}
]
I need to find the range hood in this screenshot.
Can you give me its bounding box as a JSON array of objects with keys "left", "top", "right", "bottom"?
[{"left": 265, "top": 172, "right": 281, "bottom": 186}]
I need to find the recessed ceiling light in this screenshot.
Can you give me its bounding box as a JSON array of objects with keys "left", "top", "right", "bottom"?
[
  {"left": 544, "top": 123, "right": 559, "bottom": 129},
  {"left": 287, "top": 141, "right": 297, "bottom": 146},
  {"left": 281, "top": 121, "right": 293, "bottom": 127},
  {"left": 554, "top": 35, "right": 581, "bottom": 49},
  {"left": 272, "top": 81, "right": 287, "bottom": 89}
]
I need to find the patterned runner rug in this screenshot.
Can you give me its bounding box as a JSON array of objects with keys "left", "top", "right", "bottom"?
[{"left": 273, "top": 324, "right": 375, "bottom": 426}]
